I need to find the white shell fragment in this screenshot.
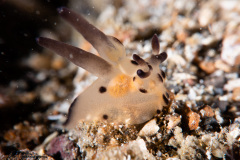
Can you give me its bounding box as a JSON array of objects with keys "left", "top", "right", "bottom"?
[
  {"left": 139, "top": 118, "right": 159, "bottom": 136},
  {"left": 37, "top": 7, "right": 170, "bottom": 129}
]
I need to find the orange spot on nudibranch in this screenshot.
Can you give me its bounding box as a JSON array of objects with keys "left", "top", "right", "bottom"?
[{"left": 108, "top": 74, "right": 135, "bottom": 97}]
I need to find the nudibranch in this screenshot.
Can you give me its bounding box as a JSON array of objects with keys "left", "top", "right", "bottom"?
[{"left": 37, "top": 7, "right": 170, "bottom": 129}]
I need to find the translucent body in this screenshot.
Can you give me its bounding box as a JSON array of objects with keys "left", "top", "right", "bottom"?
[{"left": 37, "top": 7, "right": 169, "bottom": 129}]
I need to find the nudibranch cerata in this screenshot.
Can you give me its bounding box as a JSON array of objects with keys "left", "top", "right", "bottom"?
[{"left": 37, "top": 7, "right": 170, "bottom": 129}]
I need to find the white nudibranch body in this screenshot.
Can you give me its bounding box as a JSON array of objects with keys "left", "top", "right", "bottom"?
[{"left": 37, "top": 7, "right": 170, "bottom": 129}]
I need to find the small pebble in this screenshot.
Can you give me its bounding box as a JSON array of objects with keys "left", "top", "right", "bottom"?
[
  {"left": 200, "top": 105, "right": 214, "bottom": 118},
  {"left": 187, "top": 110, "right": 200, "bottom": 130},
  {"left": 139, "top": 119, "right": 159, "bottom": 136},
  {"left": 199, "top": 61, "right": 216, "bottom": 74},
  {"left": 221, "top": 34, "right": 240, "bottom": 66},
  {"left": 224, "top": 79, "right": 240, "bottom": 91},
  {"left": 166, "top": 114, "right": 181, "bottom": 130},
  {"left": 232, "top": 87, "right": 240, "bottom": 101}
]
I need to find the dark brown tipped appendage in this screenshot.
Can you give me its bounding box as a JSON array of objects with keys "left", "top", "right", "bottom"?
[
  {"left": 152, "top": 34, "right": 160, "bottom": 54},
  {"left": 133, "top": 54, "right": 146, "bottom": 65},
  {"left": 162, "top": 94, "right": 169, "bottom": 105},
  {"left": 150, "top": 35, "right": 168, "bottom": 64},
  {"left": 37, "top": 37, "right": 112, "bottom": 78},
  {"left": 155, "top": 52, "right": 167, "bottom": 63},
  {"left": 148, "top": 64, "right": 153, "bottom": 70},
  {"left": 161, "top": 70, "right": 166, "bottom": 79},
  {"left": 57, "top": 7, "right": 115, "bottom": 56},
  {"left": 158, "top": 73, "right": 163, "bottom": 82},
  {"left": 133, "top": 54, "right": 151, "bottom": 78},
  {"left": 137, "top": 69, "right": 150, "bottom": 78},
  {"left": 131, "top": 60, "right": 138, "bottom": 65}
]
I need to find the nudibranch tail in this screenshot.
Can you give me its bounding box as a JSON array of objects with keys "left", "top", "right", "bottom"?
[
  {"left": 37, "top": 37, "right": 112, "bottom": 78},
  {"left": 58, "top": 7, "right": 125, "bottom": 64}
]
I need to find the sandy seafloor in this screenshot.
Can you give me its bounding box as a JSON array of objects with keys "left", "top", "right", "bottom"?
[{"left": 0, "top": 0, "right": 240, "bottom": 159}]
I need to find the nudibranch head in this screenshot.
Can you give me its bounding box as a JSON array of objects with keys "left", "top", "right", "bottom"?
[{"left": 37, "top": 7, "right": 170, "bottom": 129}]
